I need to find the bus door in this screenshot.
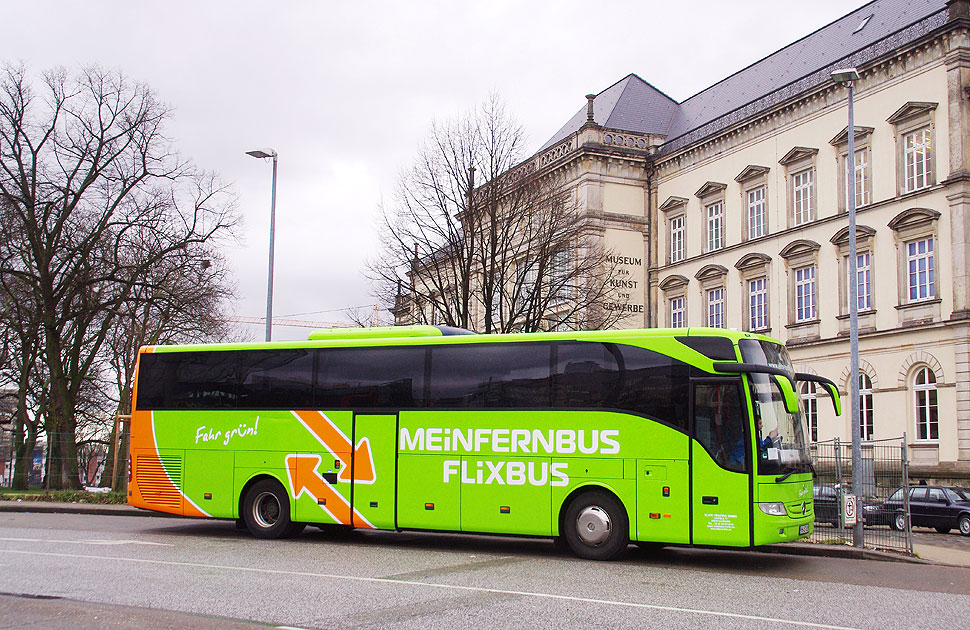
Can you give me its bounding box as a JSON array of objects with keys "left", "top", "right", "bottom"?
[
  {"left": 351, "top": 414, "right": 397, "bottom": 529},
  {"left": 690, "top": 379, "right": 751, "bottom": 546}
]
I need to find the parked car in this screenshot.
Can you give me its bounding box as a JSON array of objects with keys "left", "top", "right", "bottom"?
[
  {"left": 882, "top": 485, "right": 970, "bottom": 535},
  {"left": 813, "top": 483, "right": 888, "bottom": 527},
  {"left": 813, "top": 484, "right": 841, "bottom": 526}
]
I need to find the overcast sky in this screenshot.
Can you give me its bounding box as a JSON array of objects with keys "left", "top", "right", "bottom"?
[{"left": 5, "top": 0, "right": 854, "bottom": 340}]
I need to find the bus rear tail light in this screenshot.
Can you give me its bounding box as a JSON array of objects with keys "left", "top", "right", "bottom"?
[{"left": 127, "top": 454, "right": 132, "bottom": 484}]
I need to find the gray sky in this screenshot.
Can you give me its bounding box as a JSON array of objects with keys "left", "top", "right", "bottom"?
[{"left": 5, "top": 0, "right": 854, "bottom": 340}]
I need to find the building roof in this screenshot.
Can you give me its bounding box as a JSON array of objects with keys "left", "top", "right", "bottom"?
[
  {"left": 539, "top": 0, "right": 948, "bottom": 155},
  {"left": 538, "top": 74, "right": 678, "bottom": 151}
]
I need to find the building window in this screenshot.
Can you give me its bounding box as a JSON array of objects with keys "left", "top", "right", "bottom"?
[
  {"left": 706, "top": 201, "right": 724, "bottom": 252},
  {"left": 669, "top": 296, "right": 686, "bottom": 328},
  {"left": 906, "top": 237, "right": 934, "bottom": 302},
  {"left": 670, "top": 214, "right": 685, "bottom": 263},
  {"left": 800, "top": 382, "right": 818, "bottom": 442},
  {"left": 904, "top": 128, "right": 932, "bottom": 193},
  {"left": 888, "top": 102, "right": 937, "bottom": 196},
  {"left": 844, "top": 251, "right": 871, "bottom": 311},
  {"left": 859, "top": 373, "right": 874, "bottom": 441},
  {"left": 707, "top": 287, "right": 725, "bottom": 328},
  {"left": 748, "top": 277, "right": 768, "bottom": 331},
  {"left": 913, "top": 366, "right": 938, "bottom": 441},
  {"left": 844, "top": 147, "right": 870, "bottom": 208},
  {"left": 549, "top": 249, "right": 571, "bottom": 304},
  {"left": 792, "top": 169, "right": 814, "bottom": 225},
  {"left": 747, "top": 186, "right": 766, "bottom": 240},
  {"left": 794, "top": 265, "right": 816, "bottom": 322}
]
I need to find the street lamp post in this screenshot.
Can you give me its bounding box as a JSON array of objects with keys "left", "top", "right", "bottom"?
[
  {"left": 832, "top": 67, "right": 863, "bottom": 547},
  {"left": 246, "top": 148, "right": 278, "bottom": 342}
]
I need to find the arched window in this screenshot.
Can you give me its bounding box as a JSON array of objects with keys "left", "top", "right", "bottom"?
[
  {"left": 800, "top": 381, "right": 818, "bottom": 442},
  {"left": 913, "top": 366, "right": 938, "bottom": 441},
  {"left": 859, "top": 373, "right": 873, "bottom": 440}
]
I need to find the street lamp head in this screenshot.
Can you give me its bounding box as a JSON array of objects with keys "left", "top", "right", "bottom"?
[
  {"left": 831, "top": 68, "right": 860, "bottom": 84},
  {"left": 246, "top": 148, "right": 277, "bottom": 159}
]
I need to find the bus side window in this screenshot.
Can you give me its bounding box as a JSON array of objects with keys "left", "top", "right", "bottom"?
[
  {"left": 428, "top": 343, "right": 552, "bottom": 408},
  {"left": 553, "top": 342, "right": 618, "bottom": 408},
  {"left": 693, "top": 382, "right": 746, "bottom": 473},
  {"left": 237, "top": 349, "right": 314, "bottom": 408},
  {"left": 316, "top": 347, "right": 426, "bottom": 409}
]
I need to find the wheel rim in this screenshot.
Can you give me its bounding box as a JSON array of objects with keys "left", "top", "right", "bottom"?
[
  {"left": 576, "top": 505, "right": 612, "bottom": 546},
  {"left": 961, "top": 518, "right": 970, "bottom": 535},
  {"left": 252, "top": 491, "right": 281, "bottom": 529},
  {"left": 895, "top": 513, "right": 905, "bottom": 530}
]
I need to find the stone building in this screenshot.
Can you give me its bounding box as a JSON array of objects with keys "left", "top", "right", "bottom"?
[{"left": 396, "top": 0, "right": 970, "bottom": 476}]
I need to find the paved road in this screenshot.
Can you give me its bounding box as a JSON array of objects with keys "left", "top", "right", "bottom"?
[{"left": 1, "top": 512, "right": 968, "bottom": 629}]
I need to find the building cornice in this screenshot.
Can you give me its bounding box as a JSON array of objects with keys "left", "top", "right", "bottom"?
[
  {"left": 658, "top": 8, "right": 950, "bottom": 158},
  {"left": 656, "top": 18, "right": 960, "bottom": 180}
]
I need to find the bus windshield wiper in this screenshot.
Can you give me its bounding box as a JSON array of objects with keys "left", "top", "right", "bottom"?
[{"left": 775, "top": 470, "right": 795, "bottom": 482}]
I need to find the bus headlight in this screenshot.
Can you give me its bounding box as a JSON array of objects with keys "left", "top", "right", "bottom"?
[{"left": 758, "top": 502, "right": 787, "bottom": 516}]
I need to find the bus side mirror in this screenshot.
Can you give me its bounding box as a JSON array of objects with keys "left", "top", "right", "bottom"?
[
  {"left": 795, "top": 372, "right": 842, "bottom": 417},
  {"left": 772, "top": 375, "right": 800, "bottom": 415},
  {"left": 821, "top": 381, "right": 842, "bottom": 417}
]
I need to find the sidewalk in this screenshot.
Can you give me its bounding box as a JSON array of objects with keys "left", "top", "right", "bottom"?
[{"left": 3, "top": 500, "right": 970, "bottom": 567}]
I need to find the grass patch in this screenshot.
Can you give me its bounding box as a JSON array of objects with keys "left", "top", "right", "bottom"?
[{"left": 0, "top": 489, "right": 127, "bottom": 504}]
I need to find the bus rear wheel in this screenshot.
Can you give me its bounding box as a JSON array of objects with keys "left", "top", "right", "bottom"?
[
  {"left": 563, "top": 490, "right": 629, "bottom": 560},
  {"left": 242, "top": 479, "right": 305, "bottom": 539}
]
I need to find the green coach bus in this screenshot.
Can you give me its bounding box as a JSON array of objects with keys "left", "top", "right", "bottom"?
[{"left": 128, "top": 326, "right": 840, "bottom": 560}]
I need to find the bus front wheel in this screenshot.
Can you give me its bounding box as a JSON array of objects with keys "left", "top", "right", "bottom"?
[
  {"left": 242, "top": 479, "right": 305, "bottom": 539},
  {"left": 563, "top": 490, "right": 629, "bottom": 560}
]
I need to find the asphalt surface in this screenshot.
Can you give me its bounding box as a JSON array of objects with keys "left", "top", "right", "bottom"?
[{"left": 1, "top": 508, "right": 969, "bottom": 629}]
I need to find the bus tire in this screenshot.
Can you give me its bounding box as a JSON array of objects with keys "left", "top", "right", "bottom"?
[
  {"left": 563, "top": 490, "right": 629, "bottom": 561},
  {"left": 242, "top": 479, "right": 303, "bottom": 539}
]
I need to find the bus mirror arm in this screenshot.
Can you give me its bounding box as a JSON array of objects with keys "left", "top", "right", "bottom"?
[
  {"left": 711, "top": 362, "right": 800, "bottom": 415},
  {"left": 794, "top": 373, "right": 842, "bottom": 417}
]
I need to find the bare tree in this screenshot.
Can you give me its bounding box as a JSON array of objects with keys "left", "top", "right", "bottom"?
[
  {"left": 101, "top": 244, "right": 235, "bottom": 488},
  {"left": 370, "top": 95, "right": 626, "bottom": 333},
  {"left": 0, "top": 65, "right": 238, "bottom": 489}
]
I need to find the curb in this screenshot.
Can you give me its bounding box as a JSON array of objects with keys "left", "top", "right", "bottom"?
[
  {"left": 757, "top": 541, "right": 929, "bottom": 564},
  {"left": 0, "top": 501, "right": 179, "bottom": 518}
]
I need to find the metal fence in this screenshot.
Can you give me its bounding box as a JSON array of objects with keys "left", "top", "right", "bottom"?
[{"left": 809, "top": 436, "right": 913, "bottom": 554}]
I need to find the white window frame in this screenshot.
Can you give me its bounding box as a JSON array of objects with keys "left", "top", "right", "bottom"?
[
  {"left": 904, "top": 127, "right": 932, "bottom": 193},
  {"left": 748, "top": 277, "right": 768, "bottom": 331},
  {"left": 792, "top": 169, "right": 814, "bottom": 225},
  {"left": 859, "top": 373, "right": 874, "bottom": 441},
  {"left": 844, "top": 146, "right": 871, "bottom": 208},
  {"left": 906, "top": 237, "right": 935, "bottom": 302},
  {"left": 669, "top": 295, "right": 686, "bottom": 328},
  {"left": 794, "top": 265, "right": 817, "bottom": 322},
  {"left": 800, "top": 382, "right": 818, "bottom": 442},
  {"left": 707, "top": 287, "right": 725, "bottom": 328},
  {"left": 549, "top": 249, "right": 571, "bottom": 305},
  {"left": 913, "top": 366, "right": 938, "bottom": 442},
  {"left": 747, "top": 186, "right": 767, "bottom": 240},
  {"left": 844, "top": 251, "right": 872, "bottom": 312},
  {"left": 706, "top": 201, "right": 724, "bottom": 252},
  {"left": 670, "top": 214, "right": 685, "bottom": 263}
]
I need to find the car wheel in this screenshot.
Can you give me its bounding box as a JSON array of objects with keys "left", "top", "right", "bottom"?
[
  {"left": 959, "top": 514, "right": 970, "bottom": 537},
  {"left": 563, "top": 490, "right": 629, "bottom": 561},
  {"left": 892, "top": 511, "right": 906, "bottom": 531},
  {"left": 243, "top": 479, "right": 304, "bottom": 539},
  {"left": 935, "top": 527, "right": 951, "bottom": 534}
]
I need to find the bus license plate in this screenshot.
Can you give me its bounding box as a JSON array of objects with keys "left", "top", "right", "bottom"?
[{"left": 799, "top": 524, "right": 810, "bottom": 535}]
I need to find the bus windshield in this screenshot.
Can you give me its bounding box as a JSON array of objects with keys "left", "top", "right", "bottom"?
[{"left": 739, "top": 339, "right": 811, "bottom": 475}]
